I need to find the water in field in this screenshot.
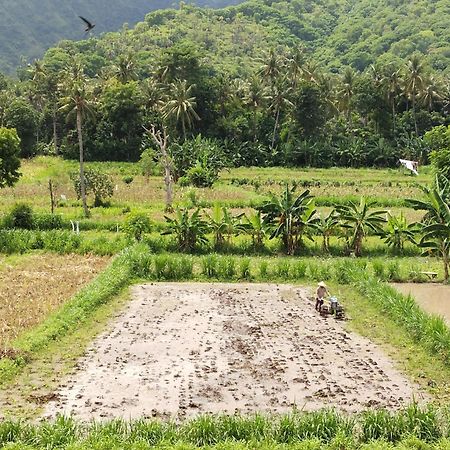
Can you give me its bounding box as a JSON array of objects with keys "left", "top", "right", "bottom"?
[{"left": 391, "top": 283, "right": 450, "bottom": 324}]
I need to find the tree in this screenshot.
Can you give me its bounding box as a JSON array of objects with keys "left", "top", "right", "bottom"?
[
  {"left": 4, "top": 99, "right": 39, "bottom": 157},
  {"left": 424, "top": 125, "right": 450, "bottom": 184},
  {"left": 404, "top": 55, "right": 425, "bottom": 135},
  {"left": 383, "top": 212, "right": 416, "bottom": 254},
  {"left": 336, "top": 198, "right": 386, "bottom": 257},
  {"left": 59, "top": 60, "right": 94, "bottom": 217},
  {"left": 317, "top": 211, "right": 339, "bottom": 254},
  {"left": 71, "top": 168, "right": 114, "bottom": 207},
  {"left": 162, "top": 208, "right": 209, "bottom": 252},
  {"left": 268, "top": 77, "right": 292, "bottom": 150},
  {"left": 163, "top": 79, "right": 200, "bottom": 140},
  {"left": 145, "top": 124, "right": 174, "bottom": 212},
  {"left": 0, "top": 127, "right": 21, "bottom": 188}
]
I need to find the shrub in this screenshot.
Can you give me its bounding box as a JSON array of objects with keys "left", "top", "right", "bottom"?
[
  {"left": 34, "top": 213, "right": 64, "bottom": 230},
  {"left": 123, "top": 213, "right": 152, "bottom": 242},
  {"left": 5, "top": 203, "right": 34, "bottom": 229},
  {"left": 71, "top": 169, "right": 114, "bottom": 207}
]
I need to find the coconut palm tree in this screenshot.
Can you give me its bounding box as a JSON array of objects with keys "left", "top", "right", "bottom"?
[
  {"left": 163, "top": 79, "right": 200, "bottom": 140},
  {"left": 383, "top": 68, "right": 403, "bottom": 133},
  {"left": 336, "top": 198, "right": 387, "bottom": 257},
  {"left": 268, "top": 77, "right": 292, "bottom": 150},
  {"left": 338, "top": 67, "right": 356, "bottom": 125},
  {"left": 59, "top": 60, "right": 94, "bottom": 217},
  {"left": 420, "top": 76, "right": 444, "bottom": 111},
  {"left": 258, "top": 48, "right": 282, "bottom": 87},
  {"left": 404, "top": 55, "right": 426, "bottom": 135}
]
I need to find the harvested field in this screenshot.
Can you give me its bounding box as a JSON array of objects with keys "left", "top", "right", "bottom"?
[
  {"left": 45, "top": 283, "right": 425, "bottom": 420},
  {"left": 0, "top": 253, "right": 110, "bottom": 347}
]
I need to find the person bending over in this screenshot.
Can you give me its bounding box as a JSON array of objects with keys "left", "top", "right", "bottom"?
[{"left": 315, "top": 281, "right": 329, "bottom": 311}]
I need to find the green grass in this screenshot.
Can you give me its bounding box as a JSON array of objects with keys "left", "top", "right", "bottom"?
[
  {"left": 0, "top": 157, "right": 433, "bottom": 228},
  {"left": 0, "top": 406, "right": 449, "bottom": 449}
]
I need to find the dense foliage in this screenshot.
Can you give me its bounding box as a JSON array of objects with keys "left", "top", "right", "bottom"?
[
  {"left": 0, "top": 0, "right": 243, "bottom": 75},
  {"left": 0, "top": 0, "right": 449, "bottom": 170}
]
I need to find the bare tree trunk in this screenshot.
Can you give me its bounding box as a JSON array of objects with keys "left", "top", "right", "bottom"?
[
  {"left": 49, "top": 179, "right": 55, "bottom": 214},
  {"left": 53, "top": 108, "right": 58, "bottom": 155},
  {"left": 146, "top": 124, "right": 173, "bottom": 212},
  {"left": 77, "top": 107, "right": 89, "bottom": 218},
  {"left": 271, "top": 107, "right": 280, "bottom": 151}
]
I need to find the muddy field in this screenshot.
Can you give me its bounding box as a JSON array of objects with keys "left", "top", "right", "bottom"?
[
  {"left": 392, "top": 283, "right": 450, "bottom": 324},
  {"left": 45, "top": 283, "right": 425, "bottom": 420}
]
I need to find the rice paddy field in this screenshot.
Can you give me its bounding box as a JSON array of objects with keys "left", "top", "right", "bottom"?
[{"left": 1, "top": 157, "right": 450, "bottom": 449}]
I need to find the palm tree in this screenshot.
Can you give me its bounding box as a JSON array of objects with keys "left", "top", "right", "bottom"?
[
  {"left": 243, "top": 75, "right": 268, "bottom": 141},
  {"left": 258, "top": 48, "right": 282, "bottom": 87},
  {"left": 383, "top": 68, "right": 403, "bottom": 133},
  {"left": 404, "top": 55, "right": 425, "bottom": 135},
  {"left": 259, "top": 184, "right": 317, "bottom": 255},
  {"left": 336, "top": 198, "right": 387, "bottom": 257},
  {"left": 59, "top": 60, "right": 94, "bottom": 217},
  {"left": 420, "top": 76, "right": 443, "bottom": 111},
  {"left": 338, "top": 67, "right": 356, "bottom": 125},
  {"left": 268, "top": 77, "right": 292, "bottom": 150},
  {"left": 286, "top": 47, "right": 305, "bottom": 89},
  {"left": 163, "top": 79, "right": 200, "bottom": 140},
  {"left": 408, "top": 178, "right": 450, "bottom": 281},
  {"left": 112, "top": 53, "right": 138, "bottom": 84}
]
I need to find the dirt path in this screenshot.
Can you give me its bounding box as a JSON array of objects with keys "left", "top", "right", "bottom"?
[{"left": 45, "top": 283, "right": 425, "bottom": 420}]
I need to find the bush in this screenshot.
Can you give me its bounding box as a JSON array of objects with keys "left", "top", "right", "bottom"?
[
  {"left": 178, "top": 163, "right": 218, "bottom": 188},
  {"left": 71, "top": 169, "right": 114, "bottom": 207},
  {"left": 34, "top": 213, "right": 64, "bottom": 230},
  {"left": 5, "top": 203, "right": 34, "bottom": 229},
  {"left": 123, "top": 213, "right": 152, "bottom": 242}
]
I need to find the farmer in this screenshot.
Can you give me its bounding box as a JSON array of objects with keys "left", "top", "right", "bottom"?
[{"left": 315, "top": 281, "right": 329, "bottom": 311}]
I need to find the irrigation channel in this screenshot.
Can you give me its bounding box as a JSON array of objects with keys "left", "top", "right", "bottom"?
[
  {"left": 392, "top": 283, "right": 450, "bottom": 324},
  {"left": 44, "top": 283, "right": 426, "bottom": 420}
]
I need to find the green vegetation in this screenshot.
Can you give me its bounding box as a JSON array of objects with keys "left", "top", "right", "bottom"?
[{"left": 1, "top": 406, "right": 450, "bottom": 449}]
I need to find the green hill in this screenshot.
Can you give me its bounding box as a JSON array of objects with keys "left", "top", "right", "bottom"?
[
  {"left": 0, "top": 0, "right": 242, "bottom": 75},
  {"left": 37, "top": 0, "right": 450, "bottom": 78}
]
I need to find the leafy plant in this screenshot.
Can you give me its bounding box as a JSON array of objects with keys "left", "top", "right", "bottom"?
[
  {"left": 162, "top": 208, "right": 209, "bottom": 252},
  {"left": 336, "top": 197, "right": 386, "bottom": 257},
  {"left": 71, "top": 168, "right": 114, "bottom": 207},
  {"left": 383, "top": 213, "right": 416, "bottom": 254},
  {"left": 259, "top": 184, "right": 317, "bottom": 255},
  {"left": 123, "top": 213, "right": 151, "bottom": 242}
]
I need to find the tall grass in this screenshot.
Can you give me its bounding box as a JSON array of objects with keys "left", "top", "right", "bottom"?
[{"left": 0, "top": 406, "right": 448, "bottom": 449}]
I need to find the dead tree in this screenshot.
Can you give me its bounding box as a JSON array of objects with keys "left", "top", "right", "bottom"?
[{"left": 144, "top": 124, "right": 174, "bottom": 212}]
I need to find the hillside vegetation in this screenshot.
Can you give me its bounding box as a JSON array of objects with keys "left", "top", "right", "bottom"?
[{"left": 0, "top": 0, "right": 242, "bottom": 74}]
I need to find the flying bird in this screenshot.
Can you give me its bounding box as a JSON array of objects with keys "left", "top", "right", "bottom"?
[{"left": 79, "top": 16, "right": 95, "bottom": 33}]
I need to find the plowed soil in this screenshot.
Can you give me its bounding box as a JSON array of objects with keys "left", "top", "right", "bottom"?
[{"left": 45, "top": 283, "right": 426, "bottom": 420}]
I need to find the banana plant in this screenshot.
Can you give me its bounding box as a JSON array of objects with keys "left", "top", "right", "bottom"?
[
  {"left": 259, "top": 184, "right": 317, "bottom": 255},
  {"left": 382, "top": 212, "right": 416, "bottom": 254},
  {"left": 162, "top": 208, "right": 209, "bottom": 252},
  {"left": 207, "top": 204, "right": 246, "bottom": 249},
  {"left": 335, "top": 197, "right": 387, "bottom": 257},
  {"left": 408, "top": 177, "right": 450, "bottom": 281},
  {"left": 317, "top": 210, "right": 339, "bottom": 253}
]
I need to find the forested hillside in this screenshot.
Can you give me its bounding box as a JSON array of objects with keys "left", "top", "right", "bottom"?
[
  {"left": 0, "top": 0, "right": 242, "bottom": 74},
  {"left": 0, "top": 0, "right": 448, "bottom": 175}
]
